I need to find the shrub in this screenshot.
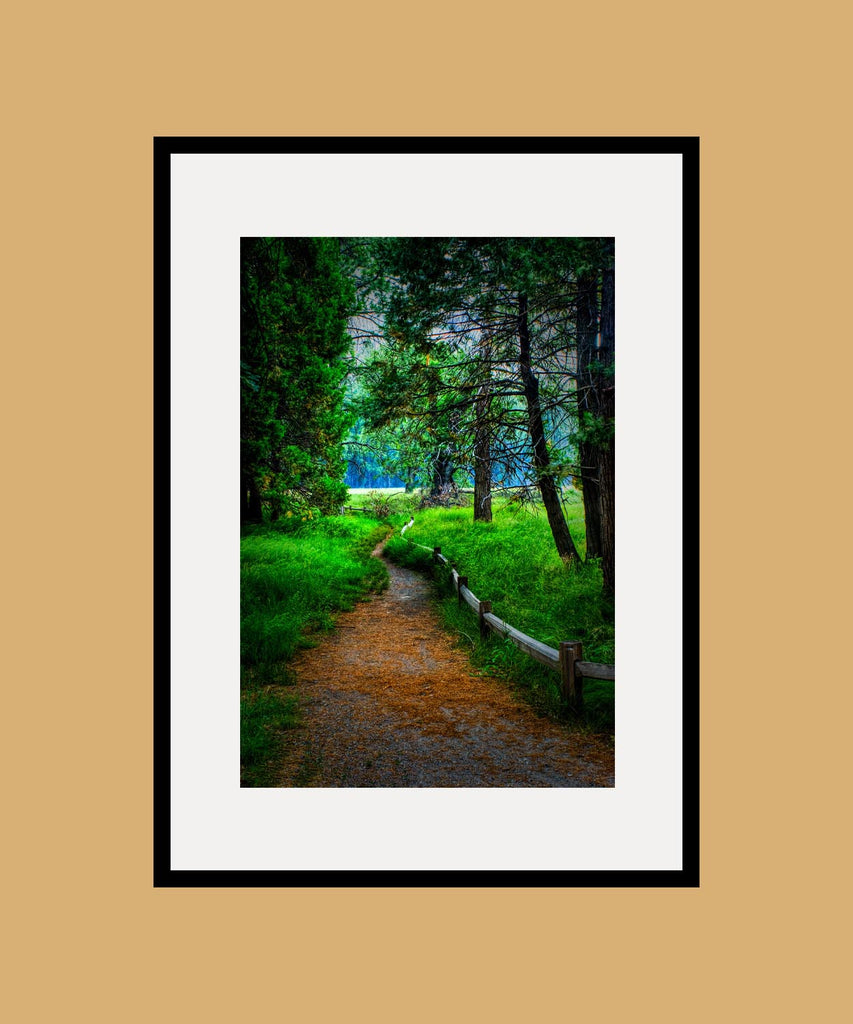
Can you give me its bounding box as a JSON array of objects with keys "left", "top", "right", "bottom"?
[
  {"left": 361, "top": 489, "right": 394, "bottom": 518},
  {"left": 418, "top": 484, "right": 470, "bottom": 509}
]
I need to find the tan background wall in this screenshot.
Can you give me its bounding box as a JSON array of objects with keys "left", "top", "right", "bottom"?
[{"left": 4, "top": 2, "right": 848, "bottom": 1021}]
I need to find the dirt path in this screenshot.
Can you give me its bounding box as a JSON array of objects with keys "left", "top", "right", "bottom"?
[{"left": 277, "top": 543, "right": 614, "bottom": 787}]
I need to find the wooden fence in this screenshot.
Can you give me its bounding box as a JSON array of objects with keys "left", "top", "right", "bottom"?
[{"left": 399, "top": 518, "right": 615, "bottom": 714}]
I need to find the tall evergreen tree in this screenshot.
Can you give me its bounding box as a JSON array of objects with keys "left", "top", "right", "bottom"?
[
  {"left": 575, "top": 269, "right": 603, "bottom": 558},
  {"left": 516, "top": 290, "right": 582, "bottom": 563},
  {"left": 597, "top": 257, "right": 615, "bottom": 595},
  {"left": 240, "top": 237, "right": 353, "bottom": 522}
]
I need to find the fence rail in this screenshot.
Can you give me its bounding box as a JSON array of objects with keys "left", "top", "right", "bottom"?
[{"left": 398, "top": 517, "right": 614, "bottom": 713}]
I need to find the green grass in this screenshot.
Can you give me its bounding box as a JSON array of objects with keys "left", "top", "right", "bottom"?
[
  {"left": 347, "top": 487, "right": 408, "bottom": 501},
  {"left": 384, "top": 494, "right": 615, "bottom": 730},
  {"left": 240, "top": 515, "right": 390, "bottom": 786}
]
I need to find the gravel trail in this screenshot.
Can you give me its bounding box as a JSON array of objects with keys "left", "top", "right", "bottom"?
[{"left": 277, "top": 544, "right": 614, "bottom": 787}]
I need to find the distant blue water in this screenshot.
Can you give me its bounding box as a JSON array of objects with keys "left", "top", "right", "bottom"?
[
  {"left": 344, "top": 467, "right": 532, "bottom": 490},
  {"left": 345, "top": 467, "right": 407, "bottom": 489}
]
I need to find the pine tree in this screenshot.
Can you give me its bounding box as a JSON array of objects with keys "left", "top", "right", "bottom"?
[{"left": 240, "top": 238, "right": 354, "bottom": 522}]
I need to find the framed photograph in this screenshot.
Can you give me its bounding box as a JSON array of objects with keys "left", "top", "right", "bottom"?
[{"left": 155, "top": 136, "right": 698, "bottom": 885}]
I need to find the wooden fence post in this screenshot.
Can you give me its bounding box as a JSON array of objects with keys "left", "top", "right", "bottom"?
[
  {"left": 478, "top": 600, "right": 492, "bottom": 639},
  {"left": 457, "top": 575, "right": 468, "bottom": 608},
  {"left": 559, "top": 641, "right": 584, "bottom": 715}
]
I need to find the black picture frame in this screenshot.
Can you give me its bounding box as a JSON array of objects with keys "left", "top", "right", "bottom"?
[{"left": 154, "top": 135, "right": 699, "bottom": 887}]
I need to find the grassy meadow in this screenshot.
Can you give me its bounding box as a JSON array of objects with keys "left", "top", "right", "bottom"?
[
  {"left": 240, "top": 515, "right": 389, "bottom": 786},
  {"left": 240, "top": 488, "right": 615, "bottom": 784},
  {"left": 382, "top": 490, "right": 615, "bottom": 729}
]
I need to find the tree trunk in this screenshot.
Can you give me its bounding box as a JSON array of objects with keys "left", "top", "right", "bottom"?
[
  {"left": 517, "top": 294, "right": 582, "bottom": 564},
  {"left": 576, "top": 272, "right": 602, "bottom": 558},
  {"left": 473, "top": 421, "right": 492, "bottom": 520},
  {"left": 473, "top": 332, "right": 493, "bottom": 522},
  {"left": 598, "top": 264, "right": 615, "bottom": 596},
  {"left": 599, "top": 432, "right": 615, "bottom": 595},
  {"left": 430, "top": 455, "right": 454, "bottom": 496},
  {"left": 242, "top": 474, "right": 263, "bottom": 525}
]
